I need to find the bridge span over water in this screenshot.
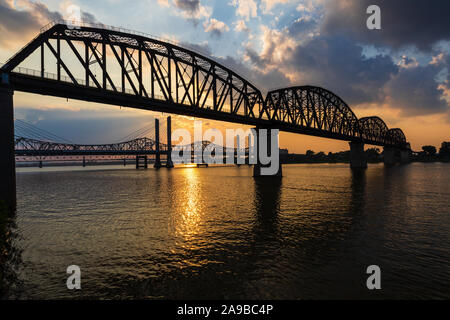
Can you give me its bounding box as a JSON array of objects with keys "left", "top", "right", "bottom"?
[{"left": 0, "top": 21, "right": 411, "bottom": 208}]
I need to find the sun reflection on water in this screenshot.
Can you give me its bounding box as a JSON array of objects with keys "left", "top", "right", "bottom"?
[{"left": 170, "top": 168, "right": 205, "bottom": 248}]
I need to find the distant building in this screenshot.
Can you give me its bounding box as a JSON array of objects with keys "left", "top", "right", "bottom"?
[{"left": 440, "top": 142, "right": 450, "bottom": 157}]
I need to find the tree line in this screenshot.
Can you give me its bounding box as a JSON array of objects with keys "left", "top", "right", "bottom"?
[{"left": 281, "top": 142, "right": 450, "bottom": 164}]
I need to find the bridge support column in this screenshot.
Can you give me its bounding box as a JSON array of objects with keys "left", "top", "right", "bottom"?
[
  {"left": 400, "top": 149, "right": 410, "bottom": 164},
  {"left": 154, "top": 118, "right": 162, "bottom": 169},
  {"left": 384, "top": 147, "right": 396, "bottom": 166},
  {"left": 235, "top": 135, "right": 241, "bottom": 167},
  {"left": 0, "top": 86, "right": 16, "bottom": 210},
  {"left": 166, "top": 116, "right": 174, "bottom": 168},
  {"left": 253, "top": 128, "right": 282, "bottom": 178},
  {"left": 136, "top": 155, "right": 148, "bottom": 169},
  {"left": 349, "top": 142, "right": 367, "bottom": 169}
]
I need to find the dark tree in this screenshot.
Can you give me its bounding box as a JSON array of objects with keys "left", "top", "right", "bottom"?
[
  {"left": 439, "top": 142, "right": 450, "bottom": 157},
  {"left": 366, "top": 148, "right": 381, "bottom": 162},
  {"left": 422, "top": 146, "right": 437, "bottom": 156}
]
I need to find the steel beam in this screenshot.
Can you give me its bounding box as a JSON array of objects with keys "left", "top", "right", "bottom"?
[
  {"left": 0, "top": 86, "right": 16, "bottom": 211},
  {"left": 166, "top": 116, "right": 174, "bottom": 168},
  {"left": 154, "top": 118, "right": 161, "bottom": 169}
]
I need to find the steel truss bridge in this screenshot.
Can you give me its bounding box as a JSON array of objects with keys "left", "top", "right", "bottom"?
[
  {"left": 0, "top": 21, "right": 413, "bottom": 207},
  {"left": 14, "top": 136, "right": 249, "bottom": 162},
  {"left": 13, "top": 117, "right": 248, "bottom": 160},
  {"left": 1, "top": 21, "right": 409, "bottom": 149},
  {"left": 14, "top": 136, "right": 168, "bottom": 157}
]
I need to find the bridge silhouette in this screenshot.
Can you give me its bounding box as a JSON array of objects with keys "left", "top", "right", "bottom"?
[
  {"left": 14, "top": 117, "right": 253, "bottom": 169},
  {"left": 0, "top": 20, "right": 411, "bottom": 208}
]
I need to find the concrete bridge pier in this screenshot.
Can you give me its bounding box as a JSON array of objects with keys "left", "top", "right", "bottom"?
[
  {"left": 0, "top": 86, "right": 16, "bottom": 210},
  {"left": 400, "top": 149, "right": 411, "bottom": 164},
  {"left": 349, "top": 142, "right": 367, "bottom": 169},
  {"left": 235, "top": 135, "right": 243, "bottom": 167},
  {"left": 166, "top": 116, "right": 174, "bottom": 168},
  {"left": 253, "top": 128, "right": 282, "bottom": 178},
  {"left": 383, "top": 147, "right": 396, "bottom": 166},
  {"left": 154, "top": 118, "right": 162, "bottom": 169},
  {"left": 136, "top": 155, "right": 148, "bottom": 169}
]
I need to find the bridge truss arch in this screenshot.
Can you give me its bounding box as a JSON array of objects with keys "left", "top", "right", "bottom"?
[
  {"left": 265, "top": 86, "right": 361, "bottom": 140},
  {"left": 386, "top": 128, "right": 407, "bottom": 147},
  {"left": 2, "top": 21, "right": 266, "bottom": 122},
  {"left": 14, "top": 136, "right": 166, "bottom": 156},
  {"left": 1, "top": 21, "right": 410, "bottom": 149},
  {"left": 358, "top": 116, "right": 389, "bottom": 146}
]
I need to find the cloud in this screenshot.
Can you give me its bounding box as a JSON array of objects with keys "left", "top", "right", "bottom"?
[
  {"left": 157, "top": 0, "right": 170, "bottom": 7},
  {"left": 230, "top": 0, "right": 257, "bottom": 21},
  {"left": 244, "top": 24, "right": 400, "bottom": 104},
  {"left": 245, "top": 26, "right": 297, "bottom": 72},
  {"left": 235, "top": 19, "right": 249, "bottom": 33},
  {"left": 322, "top": 0, "right": 450, "bottom": 51},
  {"left": 180, "top": 40, "right": 212, "bottom": 57},
  {"left": 296, "top": 1, "right": 315, "bottom": 13},
  {"left": 0, "top": 0, "right": 62, "bottom": 48},
  {"left": 58, "top": 1, "right": 102, "bottom": 24},
  {"left": 203, "top": 18, "right": 230, "bottom": 37},
  {"left": 173, "top": 0, "right": 211, "bottom": 20},
  {"left": 260, "top": 0, "right": 290, "bottom": 14},
  {"left": 178, "top": 39, "right": 291, "bottom": 92},
  {"left": 288, "top": 16, "right": 317, "bottom": 36},
  {"left": 397, "top": 55, "right": 419, "bottom": 69},
  {"left": 14, "top": 106, "right": 157, "bottom": 144},
  {"left": 384, "top": 56, "right": 450, "bottom": 116},
  {"left": 174, "top": 0, "right": 199, "bottom": 12},
  {"left": 287, "top": 35, "right": 399, "bottom": 105},
  {"left": 215, "top": 55, "right": 291, "bottom": 93},
  {"left": 0, "top": 0, "right": 105, "bottom": 50}
]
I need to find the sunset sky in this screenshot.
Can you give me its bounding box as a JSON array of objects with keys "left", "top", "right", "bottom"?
[{"left": 1, "top": 0, "right": 449, "bottom": 153}]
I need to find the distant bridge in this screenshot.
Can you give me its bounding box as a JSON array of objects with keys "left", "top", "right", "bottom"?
[
  {"left": 0, "top": 20, "right": 412, "bottom": 208},
  {"left": 14, "top": 136, "right": 168, "bottom": 157},
  {"left": 13, "top": 117, "right": 250, "bottom": 168}
]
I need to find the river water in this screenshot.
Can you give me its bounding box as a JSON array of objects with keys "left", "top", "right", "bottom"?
[{"left": 4, "top": 163, "right": 450, "bottom": 299}]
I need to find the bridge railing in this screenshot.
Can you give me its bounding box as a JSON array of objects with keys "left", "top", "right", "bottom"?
[
  {"left": 11, "top": 66, "right": 216, "bottom": 110},
  {"left": 37, "top": 20, "right": 251, "bottom": 87},
  {"left": 12, "top": 66, "right": 163, "bottom": 99},
  {"left": 40, "top": 20, "right": 213, "bottom": 60}
]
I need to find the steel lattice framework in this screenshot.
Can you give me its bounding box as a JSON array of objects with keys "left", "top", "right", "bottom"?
[
  {"left": 386, "top": 128, "right": 407, "bottom": 146},
  {"left": 14, "top": 136, "right": 167, "bottom": 156},
  {"left": 1, "top": 21, "right": 409, "bottom": 149},
  {"left": 358, "top": 116, "right": 389, "bottom": 145},
  {"left": 15, "top": 136, "right": 249, "bottom": 159},
  {"left": 266, "top": 86, "right": 361, "bottom": 140}
]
